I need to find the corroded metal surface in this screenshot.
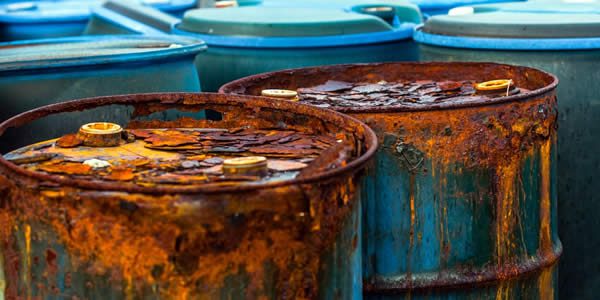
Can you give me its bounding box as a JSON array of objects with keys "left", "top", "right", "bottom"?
[
  {"left": 0, "top": 93, "right": 377, "bottom": 299},
  {"left": 220, "top": 62, "right": 561, "bottom": 297}
]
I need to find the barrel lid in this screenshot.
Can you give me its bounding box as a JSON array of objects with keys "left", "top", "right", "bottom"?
[
  {"left": 176, "top": 3, "right": 421, "bottom": 47},
  {"left": 410, "top": 0, "right": 522, "bottom": 13},
  {"left": 418, "top": 1, "right": 600, "bottom": 41},
  {"left": 0, "top": 94, "right": 377, "bottom": 193},
  {"left": 179, "top": 7, "right": 395, "bottom": 37},
  {"left": 0, "top": 35, "right": 207, "bottom": 72}
]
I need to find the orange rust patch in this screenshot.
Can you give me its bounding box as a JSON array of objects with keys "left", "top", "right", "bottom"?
[
  {"left": 38, "top": 162, "right": 92, "bottom": 176},
  {"left": 56, "top": 133, "right": 83, "bottom": 148}
]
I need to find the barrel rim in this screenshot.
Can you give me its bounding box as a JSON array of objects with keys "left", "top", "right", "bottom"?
[
  {"left": 0, "top": 93, "right": 378, "bottom": 195},
  {"left": 219, "top": 61, "right": 559, "bottom": 113},
  {"left": 171, "top": 23, "right": 415, "bottom": 48},
  {"left": 414, "top": 27, "right": 600, "bottom": 51},
  {"left": 0, "top": 35, "right": 207, "bottom": 73},
  {"left": 364, "top": 241, "right": 562, "bottom": 292}
]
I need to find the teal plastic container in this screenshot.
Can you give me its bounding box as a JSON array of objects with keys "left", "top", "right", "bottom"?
[
  {"left": 414, "top": 2, "right": 600, "bottom": 299},
  {"left": 174, "top": 2, "right": 422, "bottom": 91},
  {"left": 0, "top": 35, "right": 205, "bottom": 151}
]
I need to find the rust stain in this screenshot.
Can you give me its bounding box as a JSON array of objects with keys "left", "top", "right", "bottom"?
[
  {"left": 539, "top": 139, "right": 553, "bottom": 254},
  {"left": 538, "top": 267, "right": 554, "bottom": 300},
  {"left": 0, "top": 93, "right": 377, "bottom": 299},
  {"left": 220, "top": 62, "right": 561, "bottom": 291}
]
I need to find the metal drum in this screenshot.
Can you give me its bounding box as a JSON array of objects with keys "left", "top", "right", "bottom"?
[
  {"left": 220, "top": 62, "right": 561, "bottom": 299},
  {"left": 414, "top": 3, "right": 600, "bottom": 298},
  {"left": 0, "top": 93, "right": 377, "bottom": 299}
]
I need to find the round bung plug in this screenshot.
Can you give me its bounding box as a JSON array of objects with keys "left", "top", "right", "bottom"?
[
  {"left": 261, "top": 89, "right": 299, "bottom": 101},
  {"left": 223, "top": 156, "right": 268, "bottom": 177},
  {"left": 77, "top": 122, "right": 123, "bottom": 147}
]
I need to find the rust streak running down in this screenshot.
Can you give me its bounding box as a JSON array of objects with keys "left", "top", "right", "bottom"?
[
  {"left": 0, "top": 93, "right": 377, "bottom": 299},
  {"left": 221, "top": 62, "right": 561, "bottom": 298}
]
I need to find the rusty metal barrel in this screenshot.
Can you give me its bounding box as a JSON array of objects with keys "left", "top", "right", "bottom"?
[
  {"left": 220, "top": 62, "right": 561, "bottom": 298},
  {"left": 0, "top": 93, "right": 377, "bottom": 299}
]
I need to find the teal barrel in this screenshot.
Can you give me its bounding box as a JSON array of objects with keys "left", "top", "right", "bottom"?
[
  {"left": 0, "top": 0, "right": 196, "bottom": 41},
  {"left": 220, "top": 61, "right": 561, "bottom": 299},
  {"left": 0, "top": 35, "right": 205, "bottom": 151},
  {"left": 0, "top": 92, "right": 376, "bottom": 299},
  {"left": 413, "top": 3, "right": 600, "bottom": 298},
  {"left": 173, "top": 2, "right": 422, "bottom": 91}
]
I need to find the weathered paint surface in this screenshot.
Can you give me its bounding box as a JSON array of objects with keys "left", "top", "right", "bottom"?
[
  {"left": 365, "top": 265, "right": 557, "bottom": 300},
  {"left": 357, "top": 93, "right": 559, "bottom": 292},
  {"left": 419, "top": 46, "right": 600, "bottom": 300},
  {"left": 219, "top": 62, "right": 561, "bottom": 297},
  {"left": 0, "top": 93, "right": 377, "bottom": 299}
]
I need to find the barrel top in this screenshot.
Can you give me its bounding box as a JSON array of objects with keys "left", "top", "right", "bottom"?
[
  {"left": 0, "top": 35, "right": 206, "bottom": 72},
  {"left": 175, "top": 1, "right": 421, "bottom": 47},
  {"left": 180, "top": 6, "right": 394, "bottom": 37},
  {"left": 418, "top": 1, "right": 600, "bottom": 41},
  {"left": 220, "top": 62, "right": 558, "bottom": 113},
  {"left": 0, "top": 93, "right": 377, "bottom": 194}
]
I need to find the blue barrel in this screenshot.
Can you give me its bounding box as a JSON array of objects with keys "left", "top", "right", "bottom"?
[
  {"left": 0, "top": 0, "right": 101, "bottom": 41},
  {"left": 0, "top": 35, "right": 205, "bottom": 150},
  {"left": 84, "top": 0, "right": 180, "bottom": 36},
  {"left": 0, "top": 0, "right": 196, "bottom": 41},
  {"left": 414, "top": 2, "right": 600, "bottom": 299},
  {"left": 173, "top": 2, "right": 422, "bottom": 91}
]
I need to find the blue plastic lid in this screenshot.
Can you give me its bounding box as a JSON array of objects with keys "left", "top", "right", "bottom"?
[
  {"left": 409, "top": 0, "right": 522, "bottom": 13},
  {"left": 0, "top": 0, "right": 195, "bottom": 24},
  {"left": 140, "top": 0, "right": 196, "bottom": 12},
  {"left": 0, "top": 35, "right": 207, "bottom": 72},
  {"left": 176, "top": 2, "right": 421, "bottom": 48},
  {"left": 415, "top": 0, "right": 600, "bottom": 50}
]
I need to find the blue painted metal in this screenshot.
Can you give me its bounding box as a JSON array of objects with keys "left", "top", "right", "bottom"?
[
  {"left": 415, "top": 2, "right": 600, "bottom": 299},
  {"left": 0, "top": 35, "right": 205, "bottom": 150},
  {"left": 219, "top": 61, "right": 561, "bottom": 299},
  {"left": 0, "top": 0, "right": 195, "bottom": 41}
]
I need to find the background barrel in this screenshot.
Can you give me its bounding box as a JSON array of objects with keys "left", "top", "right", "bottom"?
[
  {"left": 0, "top": 35, "right": 205, "bottom": 151},
  {"left": 414, "top": 3, "right": 600, "bottom": 298},
  {"left": 0, "top": 0, "right": 197, "bottom": 41},
  {"left": 173, "top": 2, "right": 422, "bottom": 91},
  {"left": 0, "top": 93, "right": 377, "bottom": 299},
  {"left": 220, "top": 62, "right": 561, "bottom": 299}
]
